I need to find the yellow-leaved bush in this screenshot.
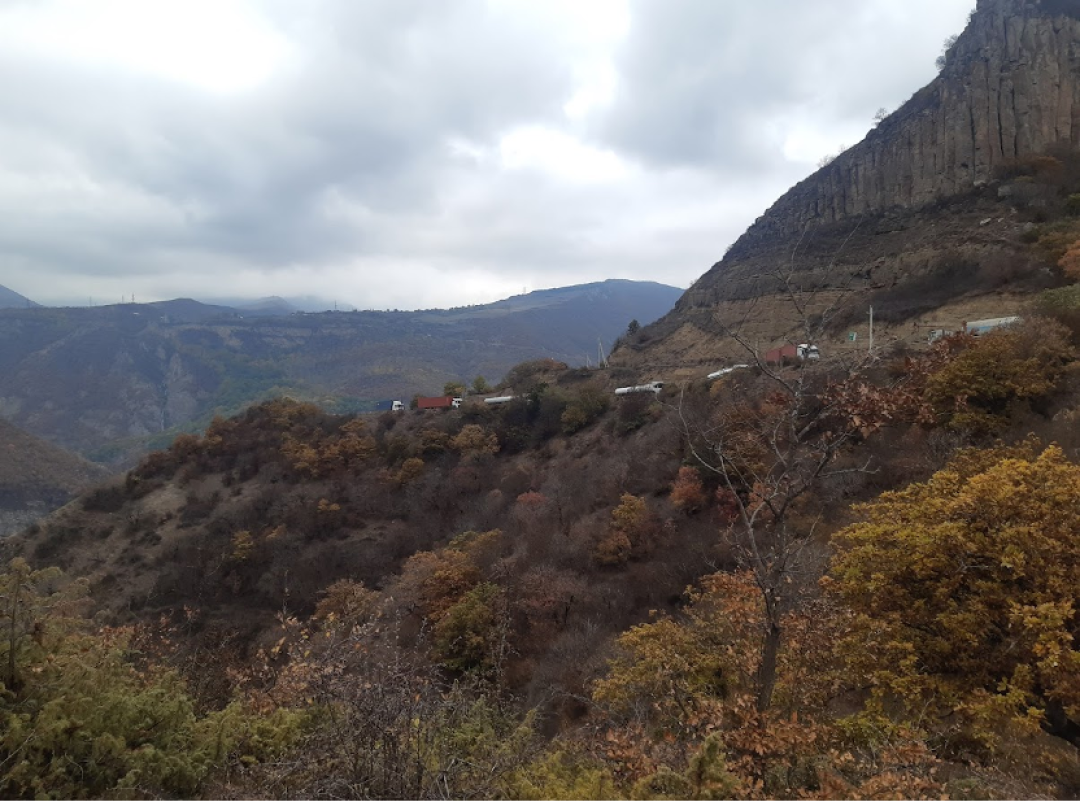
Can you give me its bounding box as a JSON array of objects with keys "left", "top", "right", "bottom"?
[
  {"left": 923, "top": 318, "right": 1074, "bottom": 435},
  {"left": 827, "top": 442, "right": 1080, "bottom": 750}
]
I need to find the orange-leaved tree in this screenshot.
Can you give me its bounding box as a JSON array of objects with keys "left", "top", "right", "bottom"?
[
  {"left": 669, "top": 466, "right": 707, "bottom": 514},
  {"left": 390, "top": 530, "right": 509, "bottom": 674},
  {"left": 450, "top": 424, "right": 500, "bottom": 461},
  {"left": 594, "top": 493, "right": 657, "bottom": 566},
  {"left": 591, "top": 571, "right": 862, "bottom": 797},
  {"left": 1059, "top": 238, "right": 1080, "bottom": 282},
  {"left": 679, "top": 370, "right": 874, "bottom": 712}
]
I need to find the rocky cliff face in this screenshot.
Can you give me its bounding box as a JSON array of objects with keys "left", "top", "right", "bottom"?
[
  {"left": 620, "top": 0, "right": 1080, "bottom": 370},
  {"left": 732, "top": 0, "right": 1080, "bottom": 254}
]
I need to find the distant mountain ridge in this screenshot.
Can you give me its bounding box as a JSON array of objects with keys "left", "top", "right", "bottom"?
[
  {"left": 0, "top": 284, "right": 39, "bottom": 309},
  {"left": 0, "top": 279, "right": 681, "bottom": 465},
  {"left": 201, "top": 295, "right": 358, "bottom": 315}
]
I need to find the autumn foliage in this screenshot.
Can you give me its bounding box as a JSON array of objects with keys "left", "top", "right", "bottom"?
[
  {"left": 594, "top": 493, "right": 657, "bottom": 566},
  {"left": 1059, "top": 237, "right": 1080, "bottom": 281},
  {"left": 589, "top": 571, "right": 947, "bottom": 798},
  {"left": 924, "top": 319, "right": 1074, "bottom": 435},
  {"left": 830, "top": 441, "right": 1080, "bottom": 751},
  {"left": 12, "top": 324, "right": 1080, "bottom": 798},
  {"left": 669, "top": 466, "right": 707, "bottom": 513}
]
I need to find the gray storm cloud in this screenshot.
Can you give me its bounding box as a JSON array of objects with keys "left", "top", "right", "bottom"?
[{"left": 0, "top": 0, "right": 974, "bottom": 308}]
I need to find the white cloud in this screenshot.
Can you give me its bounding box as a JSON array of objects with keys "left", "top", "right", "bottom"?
[
  {"left": 499, "top": 127, "right": 629, "bottom": 183},
  {"left": 0, "top": 0, "right": 291, "bottom": 94},
  {"left": 0, "top": 0, "right": 977, "bottom": 309}
]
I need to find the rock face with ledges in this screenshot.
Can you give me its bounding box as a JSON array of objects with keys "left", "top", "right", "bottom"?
[
  {"left": 734, "top": 0, "right": 1080, "bottom": 253},
  {"left": 620, "top": 0, "right": 1080, "bottom": 370}
]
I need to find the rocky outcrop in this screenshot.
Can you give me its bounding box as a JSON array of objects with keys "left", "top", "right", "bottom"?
[
  {"left": 616, "top": 0, "right": 1080, "bottom": 371},
  {"left": 730, "top": 0, "right": 1080, "bottom": 256}
]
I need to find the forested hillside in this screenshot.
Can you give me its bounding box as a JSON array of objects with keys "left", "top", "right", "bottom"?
[{"left": 4, "top": 309, "right": 1080, "bottom": 798}]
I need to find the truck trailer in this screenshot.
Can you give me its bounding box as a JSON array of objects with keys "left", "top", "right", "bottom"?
[
  {"left": 964, "top": 316, "right": 1020, "bottom": 336},
  {"left": 707, "top": 364, "right": 750, "bottom": 380},
  {"left": 417, "top": 396, "right": 462, "bottom": 410},
  {"left": 375, "top": 399, "right": 405, "bottom": 412},
  {"left": 614, "top": 381, "right": 664, "bottom": 396},
  {"left": 764, "top": 344, "right": 819, "bottom": 366}
]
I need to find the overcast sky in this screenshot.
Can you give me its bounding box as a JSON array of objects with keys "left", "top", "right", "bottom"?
[{"left": 1, "top": 0, "right": 975, "bottom": 310}]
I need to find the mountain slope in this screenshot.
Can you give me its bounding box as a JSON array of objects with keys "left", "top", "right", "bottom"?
[
  {"left": 0, "top": 391, "right": 716, "bottom": 698},
  {"left": 617, "top": 0, "right": 1080, "bottom": 373},
  {"left": 0, "top": 280, "right": 681, "bottom": 464},
  {"left": 0, "top": 284, "right": 39, "bottom": 309},
  {"left": 0, "top": 418, "right": 112, "bottom": 536}
]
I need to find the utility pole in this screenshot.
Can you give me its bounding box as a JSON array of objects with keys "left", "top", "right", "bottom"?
[{"left": 868, "top": 305, "right": 874, "bottom": 354}]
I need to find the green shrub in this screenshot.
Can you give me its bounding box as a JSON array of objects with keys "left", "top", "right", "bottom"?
[
  {"left": 0, "top": 560, "right": 303, "bottom": 799},
  {"left": 433, "top": 582, "right": 506, "bottom": 674},
  {"left": 82, "top": 484, "right": 127, "bottom": 513},
  {"left": 1033, "top": 284, "right": 1080, "bottom": 341},
  {"left": 616, "top": 394, "right": 656, "bottom": 434},
  {"left": 1019, "top": 226, "right": 1041, "bottom": 244},
  {"left": 561, "top": 386, "right": 610, "bottom": 434}
]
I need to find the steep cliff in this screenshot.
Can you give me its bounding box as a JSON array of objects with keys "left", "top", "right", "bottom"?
[
  {"left": 737, "top": 0, "right": 1080, "bottom": 246},
  {"left": 620, "top": 0, "right": 1080, "bottom": 371}
]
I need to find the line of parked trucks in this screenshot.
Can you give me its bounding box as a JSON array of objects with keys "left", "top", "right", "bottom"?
[
  {"left": 377, "top": 395, "right": 516, "bottom": 411},
  {"left": 375, "top": 397, "right": 464, "bottom": 412},
  {"left": 374, "top": 343, "right": 819, "bottom": 411},
  {"left": 375, "top": 315, "right": 1020, "bottom": 414}
]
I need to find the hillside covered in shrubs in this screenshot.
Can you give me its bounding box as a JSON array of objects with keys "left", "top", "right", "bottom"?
[{"left": 3, "top": 307, "right": 1080, "bottom": 798}]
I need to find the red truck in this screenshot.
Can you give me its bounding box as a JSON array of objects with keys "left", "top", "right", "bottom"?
[
  {"left": 764, "top": 344, "right": 820, "bottom": 366},
  {"left": 416, "top": 396, "right": 462, "bottom": 410}
]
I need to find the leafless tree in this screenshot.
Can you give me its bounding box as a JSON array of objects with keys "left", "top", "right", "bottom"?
[{"left": 675, "top": 230, "right": 877, "bottom": 711}]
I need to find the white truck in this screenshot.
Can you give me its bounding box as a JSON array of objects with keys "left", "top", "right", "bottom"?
[
  {"left": 765, "top": 344, "right": 820, "bottom": 366},
  {"left": 707, "top": 364, "right": 750, "bottom": 380},
  {"left": 964, "top": 316, "right": 1020, "bottom": 336},
  {"left": 615, "top": 381, "right": 664, "bottom": 396}
]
